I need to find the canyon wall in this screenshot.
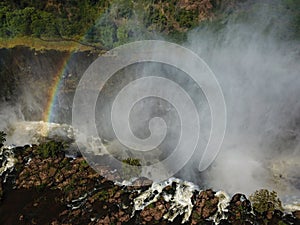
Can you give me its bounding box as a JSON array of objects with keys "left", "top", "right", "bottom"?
[{"left": 0, "top": 47, "right": 98, "bottom": 122}]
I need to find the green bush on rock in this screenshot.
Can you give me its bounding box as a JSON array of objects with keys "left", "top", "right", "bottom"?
[
  {"left": 249, "top": 189, "right": 283, "bottom": 214},
  {"left": 36, "top": 140, "right": 65, "bottom": 159},
  {"left": 122, "top": 158, "right": 142, "bottom": 180}
]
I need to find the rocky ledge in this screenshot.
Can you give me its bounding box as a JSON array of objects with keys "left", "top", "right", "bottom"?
[{"left": 0, "top": 143, "right": 299, "bottom": 225}]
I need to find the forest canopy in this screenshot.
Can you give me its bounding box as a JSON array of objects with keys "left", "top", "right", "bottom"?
[{"left": 0, "top": 0, "right": 299, "bottom": 49}]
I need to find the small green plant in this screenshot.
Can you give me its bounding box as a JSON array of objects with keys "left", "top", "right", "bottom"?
[
  {"left": 80, "top": 160, "right": 89, "bottom": 167},
  {"left": 122, "top": 158, "right": 141, "bottom": 166},
  {"left": 64, "top": 183, "right": 76, "bottom": 193},
  {"left": 36, "top": 140, "right": 64, "bottom": 159},
  {"left": 121, "top": 157, "right": 142, "bottom": 180},
  {"left": 79, "top": 159, "right": 89, "bottom": 171},
  {"left": 249, "top": 189, "right": 283, "bottom": 213}
]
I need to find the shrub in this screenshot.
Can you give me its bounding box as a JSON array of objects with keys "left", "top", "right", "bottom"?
[
  {"left": 122, "top": 157, "right": 142, "bottom": 180},
  {"left": 249, "top": 189, "right": 283, "bottom": 213},
  {"left": 36, "top": 140, "right": 64, "bottom": 159}
]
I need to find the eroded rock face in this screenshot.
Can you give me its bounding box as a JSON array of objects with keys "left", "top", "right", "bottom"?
[
  {"left": 191, "top": 189, "right": 219, "bottom": 224},
  {"left": 0, "top": 47, "right": 98, "bottom": 122},
  {"left": 0, "top": 144, "right": 299, "bottom": 225}
]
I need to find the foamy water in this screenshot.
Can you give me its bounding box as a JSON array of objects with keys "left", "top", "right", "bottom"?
[{"left": 4, "top": 121, "right": 74, "bottom": 146}]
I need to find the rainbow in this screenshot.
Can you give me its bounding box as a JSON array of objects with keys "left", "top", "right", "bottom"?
[
  {"left": 42, "top": 52, "right": 72, "bottom": 123},
  {"left": 42, "top": 8, "right": 108, "bottom": 123}
]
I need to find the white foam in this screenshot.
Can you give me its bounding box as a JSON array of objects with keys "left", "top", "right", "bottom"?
[
  {"left": 133, "top": 177, "right": 199, "bottom": 223},
  {"left": 0, "top": 146, "right": 17, "bottom": 182}
]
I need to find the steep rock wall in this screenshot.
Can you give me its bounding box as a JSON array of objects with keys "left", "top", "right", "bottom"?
[{"left": 0, "top": 47, "right": 98, "bottom": 122}]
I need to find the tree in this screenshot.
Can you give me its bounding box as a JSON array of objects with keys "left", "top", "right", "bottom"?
[{"left": 6, "top": 7, "right": 35, "bottom": 37}]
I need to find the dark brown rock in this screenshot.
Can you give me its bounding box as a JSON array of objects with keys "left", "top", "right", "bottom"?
[{"left": 293, "top": 210, "right": 300, "bottom": 220}]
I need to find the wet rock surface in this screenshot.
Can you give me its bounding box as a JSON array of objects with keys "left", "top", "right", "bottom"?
[
  {"left": 0, "top": 144, "right": 299, "bottom": 225},
  {"left": 191, "top": 189, "right": 219, "bottom": 224},
  {"left": 0, "top": 47, "right": 99, "bottom": 122}
]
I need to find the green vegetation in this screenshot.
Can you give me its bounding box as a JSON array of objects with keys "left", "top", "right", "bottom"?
[
  {"left": 122, "top": 157, "right": 141, "bottom": 166},
  {"left": 0, "top": 1, "right": 299, "bottom": 50},
  {"left": 0, "top": 0, "right": 107, "bottom": 39},
  {"left": 122, "top": 157, "right": 142, "bottom": 179},
  {"left": 63, "top": 178, "right": 77, "bottom": 193},
  {"left": 97, "top": 190, "right": 109, "bottom": 201},
  {"left": 0, "top": 0, "right": 216, "bottom": 50},
  {"left": 36, "top": 140, "right": 65, "bottom": 159},
  {"left": 249, "top": 189, "right": 283, "bottom": 214},
  {"left": 0, "top": 37, "right": 98, "bottom": 51}
]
